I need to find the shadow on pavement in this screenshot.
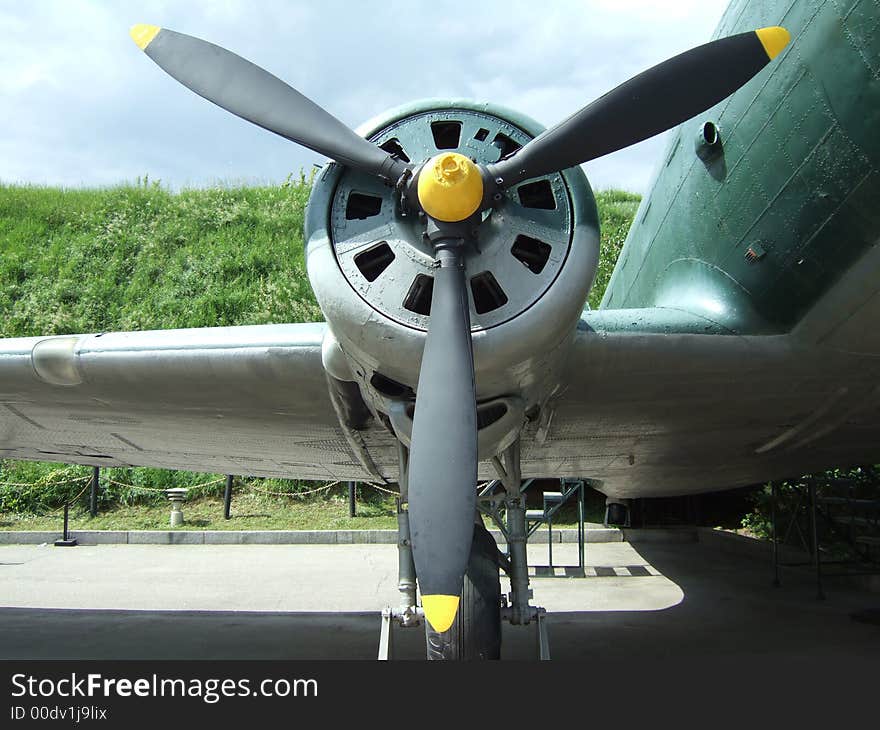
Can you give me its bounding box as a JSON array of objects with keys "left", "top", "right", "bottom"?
[{"left": 2, "top": 541, "right": 878, "bottom": 660}]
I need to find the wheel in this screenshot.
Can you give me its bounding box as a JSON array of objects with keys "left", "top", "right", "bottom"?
[
  {"left": 425, "top": 520, "right": 502, "bottom": 660},
  {"left": 606, "top": 502, "right": 629, "bottom": 526}
]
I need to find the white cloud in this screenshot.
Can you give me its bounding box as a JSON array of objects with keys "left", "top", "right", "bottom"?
[{"left": 0, "top": 0, "right": 730, "bottom": 193}]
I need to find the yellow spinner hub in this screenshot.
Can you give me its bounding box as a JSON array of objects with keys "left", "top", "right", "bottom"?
[{"left": 417, "top": 152, "right": 484, "bottom": 222}]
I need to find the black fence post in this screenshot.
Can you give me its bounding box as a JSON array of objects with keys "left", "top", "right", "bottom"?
[
  {"left": 348, "top": 481, "right": 356, "bottom": 518},
  {"left": 809, "top": 480, "right": 825, "bottom": 600},
  {"left": 224, "top": 475, "right": 234, "bottom": 520},
  {"left": 771, "top": 483, "right": 780, "bottom": 587},
  {"left": 54, "top": 502, "right": 77, "bottom": 547},
  {"left": 89, "top": 466, "right": 100, "bottom": 517}
]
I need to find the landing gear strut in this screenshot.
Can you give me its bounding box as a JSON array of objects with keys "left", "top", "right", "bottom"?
[
  {"left": 378, "top": 445, "right": 422, "bottom": 660},
  {"left": 490, "top": 442, "right": 551, "bottom": 659},
  {"left": 377, "top": 498, "right": 422, "bottom": 660},
  {"left": 379, "top": 440, "right": 550, "bottom": 660}
]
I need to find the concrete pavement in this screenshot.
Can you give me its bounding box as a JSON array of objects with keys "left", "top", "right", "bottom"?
[{"left": 0, "top": 540, "right": 877, "bottom": 659}]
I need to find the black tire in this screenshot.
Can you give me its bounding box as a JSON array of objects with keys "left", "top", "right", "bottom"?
[
  {"left": 425, "top": 521, "right": 502, "bottom": 660},
  {"left": 606, "top": 502, "right": 628, "bottom": 526}
]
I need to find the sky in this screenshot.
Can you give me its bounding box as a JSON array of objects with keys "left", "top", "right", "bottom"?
[{"left": 0, "top": 0, "right": 732, "bottom": 194}]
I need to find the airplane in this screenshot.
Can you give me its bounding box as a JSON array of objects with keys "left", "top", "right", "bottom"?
[{"left": 2, "top": 0, "right": 878, "bottom": 660}]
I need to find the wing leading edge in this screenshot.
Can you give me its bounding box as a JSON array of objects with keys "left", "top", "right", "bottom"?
[
  {"left": 526, "top": 308, "right": 880, "bottom": 499},
  {"left": 0, "top": 323, "right": 378, "bottom": 481}
]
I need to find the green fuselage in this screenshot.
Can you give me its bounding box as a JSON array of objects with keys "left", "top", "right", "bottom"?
[{"left": 601, "top": 0, "right": 880, "bottom": 335}]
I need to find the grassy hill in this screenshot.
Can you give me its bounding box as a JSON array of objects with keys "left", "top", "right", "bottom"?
[
  {"left": 0, "top": 179, "right": 640, "bottom": 512},
  {"left": 589, "top": 189, "right": 641, "bottom": 309},
  {"left": 0, "top": 176, "right": 322, "bottom": 338}
]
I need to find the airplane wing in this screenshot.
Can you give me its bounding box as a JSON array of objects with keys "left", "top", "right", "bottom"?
[
  {"left": 0, "top": 323, "right": 390, "bottom": 482},
  {"left": 528, "top": 305, "right": 880, "bottom": 499},
  {"left": 3, "top": 304, "right": 880, "bottom": 496}
]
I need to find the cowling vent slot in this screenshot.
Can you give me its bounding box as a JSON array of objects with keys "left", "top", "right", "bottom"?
[
  {"left": 345, "top": 193, "right": 382, "bottom": 220},
  {"left": 403, "top": 274, "right": 434, "bottom": 316},
  {"left": 511, "top": 235, "right": 552, "bottom": 274},
  {"left": 354, "top": 242, "right": 395, "bottom": 282},
  {"left": 470, "top": 271, "right": 508, "bottom": 314},
  {"left": 517, "top": 180, "right": 556, "bottom": 210},
  {"left": 431, "top": 121, "right": 462, "bottom": 149}
]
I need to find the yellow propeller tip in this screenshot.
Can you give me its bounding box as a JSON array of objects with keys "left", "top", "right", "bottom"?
[
  {"left": 130, "top": 24, "right": 161, "bottom": 51},
  {"left": 756, "top": 26, "right": 790, "bottom": 60},
  {"left": 422, "top": 594, "right": 460, "bottom": 633}
]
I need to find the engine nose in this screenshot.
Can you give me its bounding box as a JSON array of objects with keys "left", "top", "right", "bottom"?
[
  {"left": 304, "top": 99, "right": 599, "bottom": 424},
  {"left": 324, "top": 102, "right": 579, "bottom": 334}
]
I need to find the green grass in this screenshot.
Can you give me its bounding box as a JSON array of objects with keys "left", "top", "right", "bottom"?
[
  {"left": 590, "top": 189, "right": 641, "bottom": 309},
  {"left": 0, "top": 490, "right": 401, "bottom": 532},
  {"left": 0, "top": 176, "right": 321, "bottom": 338},
  {"left": 0, "top": 179, "right": 637, "bottom": 337},
  {"left": 0, "top": 179, "right": 639, "bottom": 528},
  {"left": 0, "top": 489, "right": 603, "bottom": 532}
]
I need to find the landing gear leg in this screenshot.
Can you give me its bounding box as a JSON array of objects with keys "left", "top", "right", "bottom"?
[
  {"left": 491, "top": 439, "right": 551, "bottom": 659},
  {"left": 378, "top": 444, "right": 423, "bottom": 660}
]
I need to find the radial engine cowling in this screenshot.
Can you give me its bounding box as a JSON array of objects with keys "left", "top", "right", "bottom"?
[{"left": 305, "top": 100, "right": 599, "bottom": 460}]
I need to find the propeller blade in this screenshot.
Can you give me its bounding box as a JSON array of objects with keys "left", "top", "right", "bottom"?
[
  {"left": 129, "top": 25, "right": 407, "bottom": 183},
  {"left": 493, "top": 26, "right": 790, "bottom": 187},
  {"left": 407, "top": 245, "right": 478, "bottom": 633}
]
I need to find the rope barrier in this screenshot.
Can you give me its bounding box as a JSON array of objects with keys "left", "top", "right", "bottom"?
[
  {"left": 2, "top": 472, "right": 400, "bottom": 511},
  {"left": 104, "top": 476, "right": 226, "bottom": 493},
  {"left": 0, "top": 476, "right": 91, "bottom": 489},
  {"left": 38, "top": 480, "right": 95, "bottom": 517},
  {"left": 1, "top": 476, "right": 400, "bottom": 496},
  {"left": 244, "top": 480, "right": 341, "bottom": 498},
  {"left": 361, "top": 482, "right": 400, "bottom": 496}
]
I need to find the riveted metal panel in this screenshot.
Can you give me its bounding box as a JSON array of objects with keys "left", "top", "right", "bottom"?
[{"left": 603, "top": 0, "right": 880, "bottom": 335}]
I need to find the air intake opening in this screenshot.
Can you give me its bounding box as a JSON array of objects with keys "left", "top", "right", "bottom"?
[
  {"left": 511, "top": 235, "right": 552, "bottom": 274},
  {"left": 517, "top": 179, "right": 556, "bottom": 210},
  {"left": 701, "top": 121, "right": 719, "bottom": 146},
  {"left": 477, "top": 402, "right": 508, "bottom": 430},
  {"left": 470, "top": 271, "right": 508, "bottom": 314},
  {"left": 354, "top": 242, "right": 395, "bottom": 282},
  {"left": 492, "top": 132, "right": 521, "bottom": 158},
  {"left": 370, "top": 372, "right": 415, "bottom": 399},
  {"left": 474, "top": 128, "right": 490, "bottom": 142},
  {"left": 695, "top": 120, "right": 723, "bottom": 162},
  {"left": 380, "top": 138, "right": 410, "bottom": 162},
  {"left": 345, "top": 192, "right": 382, "bottom": 220},
  {"left": 403, "top": 274, "right": 434, "bottom": 316},
  {"left": 431, "top": 121, "right": 462, "bottom": 149}
]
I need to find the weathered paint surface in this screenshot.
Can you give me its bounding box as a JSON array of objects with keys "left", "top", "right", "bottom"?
[{"left": 602, "top": 0, "right": 880, "bottom": 335}]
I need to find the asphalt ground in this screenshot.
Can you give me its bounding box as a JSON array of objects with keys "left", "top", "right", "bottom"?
[{"left": 0, "top": 541, "right": 877, "bottom": 660}]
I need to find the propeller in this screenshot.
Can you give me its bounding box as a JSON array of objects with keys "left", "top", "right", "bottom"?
[
  {"left": 399, "top": 152, "right": 484, "bottom": 633},
  {"left": 491, "top": 27, "right": 791, "bottom": 187},
  {"left": 129, "top": 25, "right": 407, "bottom": 183},
  {"left": 406, "top": 240, "right": 478, "bottom": 633},
  {"left": 130, "top": 23, "right": 790, "bottom": 635}
]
